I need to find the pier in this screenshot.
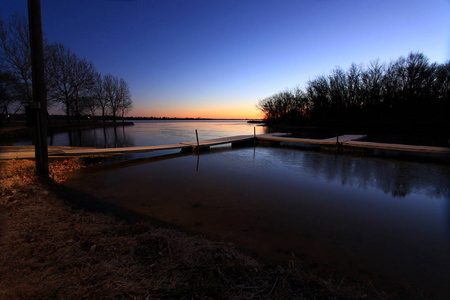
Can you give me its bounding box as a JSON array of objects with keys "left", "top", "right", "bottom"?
[
  {"left": 0, "top": 134, "right": 260, "bottom": 160},
  {"left": 1, "top": 133, "right": 449, "bottom": 160}
]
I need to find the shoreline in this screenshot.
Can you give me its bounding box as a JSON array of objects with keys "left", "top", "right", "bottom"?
[{"left": 0, "top": 158, "right": 383, "bottom": 299}]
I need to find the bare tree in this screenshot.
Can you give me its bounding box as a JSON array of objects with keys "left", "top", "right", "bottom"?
[
  {"left": 103, "top": 74, "right": 132, "bottom": 122},
  {"left": 361, "top": 60, "right": 385, "bottom": 110},
  {"left": 103, "top": 74, "right": 119, "bottom": 122},
  {"left": 93, "top": 72, "right": 108, "bottom": 122},
  {"left": 46, "top": 43, "right": 96, "bottom": 122},
  {"left": 0, "top": 13, "right": 33, "bottom": 107},
  {"left": 258, "top": 52, "right": 448, "bottom": 127},
  {"left": 118, "top": 78, "right": 132, "bottom": 122},
  {"left": 0, "top": 71, "right": 22, "bottom": 122},
  {"left": 307, "top": 75, "right": 330, "bottom": 118}
]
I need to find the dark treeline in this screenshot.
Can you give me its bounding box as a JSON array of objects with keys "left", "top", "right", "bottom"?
[
  {"left": 257, "top": 52, "right": 450, "bottom": 130},
  {"left": 0, "top": 13, "right": 132, "bottom": 124}
]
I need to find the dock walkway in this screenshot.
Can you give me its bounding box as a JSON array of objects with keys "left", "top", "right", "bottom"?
[
  {"left": 1, "top": 133, "right": 449, "bottom": 160},
  {"left": 258, "top": 134, "right": 450, "bottom": 154},
  {"left": 0, "top": 134, "right": 260, "bottom": 160}
]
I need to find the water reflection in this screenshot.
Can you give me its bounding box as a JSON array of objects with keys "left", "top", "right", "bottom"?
[
  {"left": 65, "top": 147, "right": 450, "bottom": 297},
  {"left": 48, "top": 125, "right": 135, "bottom": 148},
  {"left": 295, "top": 150, "right": 450, "bottom": 199},
  {"left": 232, "top": 146, "right": 449, "bottom": 200}
]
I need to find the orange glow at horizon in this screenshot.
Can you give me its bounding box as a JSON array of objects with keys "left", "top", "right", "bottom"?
[{"left": 129, "top": 103, "right": 264, "bottom": 120}]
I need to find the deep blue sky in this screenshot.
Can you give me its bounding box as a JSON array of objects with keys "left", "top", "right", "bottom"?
[{"left": 1, "top": 0, "right": 449, "bottom": 118}]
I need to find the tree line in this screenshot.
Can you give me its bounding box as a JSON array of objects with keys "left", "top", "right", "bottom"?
[
  {"left": 0, "top": 13, "right": 132, "bottom": 124},
  {"left": 257, "top": 52, "right": 450, "bottom": 129}
]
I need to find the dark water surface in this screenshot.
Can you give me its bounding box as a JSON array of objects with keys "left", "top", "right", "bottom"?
[
  {"left": 25, "top": 120, "right": 447, "bottom": 297},
  {"left": 66, "top": 142, "right": 450, "bottom": 298}
]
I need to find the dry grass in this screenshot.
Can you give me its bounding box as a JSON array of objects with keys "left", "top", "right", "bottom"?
[{"left": 0, "top": 159, "right": 379, "bottom": 299}]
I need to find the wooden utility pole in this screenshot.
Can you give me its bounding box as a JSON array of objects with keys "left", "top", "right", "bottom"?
[{"left": 27, "top": 0, "right": 49, "bottom": 178}]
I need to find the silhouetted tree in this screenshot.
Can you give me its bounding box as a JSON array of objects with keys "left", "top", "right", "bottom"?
[
  {"left": 1, "top": 12, "right": 134, "bottom": 123},
  {"left": 46, "top": 43, "right": 96, "bottom": 122},
  {"left": 257, "top": 52, "right": 449, "bottom": 128},
  {"left": 0, "top": 71, "right": 21, "bottom": 122},
  {"left": 93, "top": 72, "right": 108, "bottom": 122},
  {"left": 361, "top": 60, "right": 384, "bottom": 114},
  {"left": 307, "top": 75, "right": 330, "bottom": 120},
  {"left": 118, "top": 78, "right": 132, "bottom": 122},
  {"left": 0, "top": 14, "right": 33, "bottom": 107},
  {"left": 103, "top": 74, "right": 119, "bottom": 122}
]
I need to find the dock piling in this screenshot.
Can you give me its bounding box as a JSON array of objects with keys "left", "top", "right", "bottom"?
[{"left": 195, "top": 130, "right": 200, "bottom": 151}]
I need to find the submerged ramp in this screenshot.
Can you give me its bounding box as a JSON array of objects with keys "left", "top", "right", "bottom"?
[
  {"left": 180, "top": 135, "right": 254, "bottom": 149},
  {"left": 257, "top": 134, "right": 366, "bottom": 145},
  {"left": 343, "top": 141, "right": 450, "bottom": 154}
]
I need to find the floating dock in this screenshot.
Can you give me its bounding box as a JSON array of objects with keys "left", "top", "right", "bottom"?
[
  {"left": 0, "top": 134, "right": 260, "bottom": 160},
  {"left": 1, "top": 133, "right": 449, "bottom": 160}
]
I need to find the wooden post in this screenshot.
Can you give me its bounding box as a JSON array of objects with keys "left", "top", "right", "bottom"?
[
  {"left": 28, "top": 0, "right": 48, "bottom": 178},
  {"left": 195, "top": 129, "right": 199, "bottom": 150}
]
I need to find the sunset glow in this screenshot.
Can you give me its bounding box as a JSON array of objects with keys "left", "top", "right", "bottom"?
[{"left": 1, "top": 0, "right": 449, "bottom": 119}]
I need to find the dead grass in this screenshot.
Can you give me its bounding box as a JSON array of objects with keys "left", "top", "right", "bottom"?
[{"left": 0, "top": 159, "right": 380, "bottom": 299}]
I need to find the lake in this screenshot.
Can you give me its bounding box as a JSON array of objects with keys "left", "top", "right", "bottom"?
[{"left": 27, "top": 120, "right": 450, "bottom": 297}]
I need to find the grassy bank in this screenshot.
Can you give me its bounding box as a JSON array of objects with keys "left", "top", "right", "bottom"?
[{"left": 0, "top": 158, "right": 382, "bottom": 299}]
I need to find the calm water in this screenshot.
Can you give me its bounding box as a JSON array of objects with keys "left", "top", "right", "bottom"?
[
  {"left": 58, "top": 121, "right": 449, "bottom": 297},
  {"left": 44, "top": 120, "right": 267, "bottom": 148}
]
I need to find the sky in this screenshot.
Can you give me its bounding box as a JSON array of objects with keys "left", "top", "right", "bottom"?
[{"left": 1, "top": 0, "right": 449, "bottom": 119}]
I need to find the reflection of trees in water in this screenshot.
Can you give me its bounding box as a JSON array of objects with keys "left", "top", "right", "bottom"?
[
  {"left": 302, "top": 152, "right": 449, "bottom": 199},
  {"left": 49, "top": 125, "right": 135, "bottom": 148}
]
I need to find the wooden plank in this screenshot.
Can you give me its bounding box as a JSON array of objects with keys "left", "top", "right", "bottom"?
[
  {"left": 0, "top": 151, "right": 37, "bottom": 160},
  {"left": 0, "top": 146, "right": 97, "bottom": 160},
  {"left": 0, "top": 145, "right": 94, "bottom": 152},
  {"left": 61, "top": 144, "right": 191, "bottom": 156},
  {"left": 343, "top": 141, "right": 450, "bottom": 154}
]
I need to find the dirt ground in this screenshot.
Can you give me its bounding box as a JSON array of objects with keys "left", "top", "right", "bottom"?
[{"left": 0, "top": 158, "right": 381, "bottom": 299}]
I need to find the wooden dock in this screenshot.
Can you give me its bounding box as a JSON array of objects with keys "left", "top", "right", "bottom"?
[
  {"left": 1, "top": 133, "right": 449, "bottom": 160},
  {"left": 257, "top": 133, "right": 450, "bottom": 154},
  {"left": 0, "top": 134, "right": 258, "bottom": 160},
  {"left": 0, "top": 146, "right": 98, "bottom": 160}
]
